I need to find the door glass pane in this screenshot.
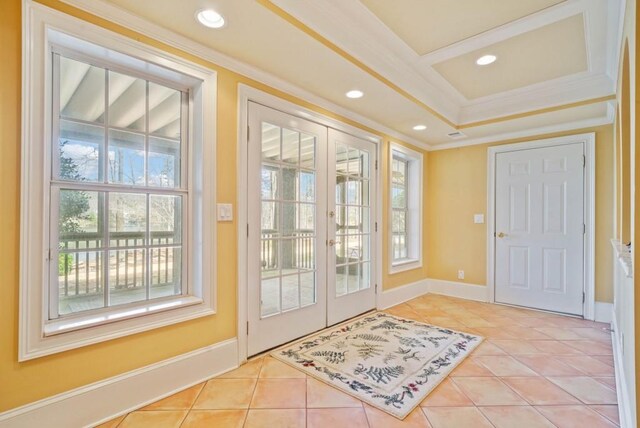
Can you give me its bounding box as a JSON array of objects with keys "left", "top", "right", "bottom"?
[
  {"left": 335, "top": 142, "right": 372, "bottom": 296},
  {"left": 260, "top": 122, "right": 317, "bottom": 318}
]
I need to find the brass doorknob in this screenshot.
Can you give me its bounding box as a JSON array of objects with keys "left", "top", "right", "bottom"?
[{"left": 497, "top": 232, "right": 506, "bottom": 238}]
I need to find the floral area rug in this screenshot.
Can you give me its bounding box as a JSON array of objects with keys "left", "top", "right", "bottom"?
[{"left": 271, "top": 312, "right": 483, "bottom": 419}]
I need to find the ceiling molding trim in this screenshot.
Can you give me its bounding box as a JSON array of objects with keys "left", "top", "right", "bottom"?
[
  {"left": 255, "top": 0, "right": 457, "bottom": 128},
  {"left": 459, "top": 95, "right": 616, "bottom": 129},
  {"left": 269, "top": 0, "right": 462, "bottom": 121},
  {"left": 419, "top": 0, "right": 590, "bottom": 66},
  {"left": 429, "top": 113, "right": 613, "bottom": 152},
  {"left": 56, "top": 0, "right": 429, "bottom": 149}
]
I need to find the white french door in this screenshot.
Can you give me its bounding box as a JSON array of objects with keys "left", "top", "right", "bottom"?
[
  {"left": 327, "top": 129, "right": 376, "bottom": 325},
  {"left": 247, "top": 102, "right": 376, "bottom": 356},
  {"left": 494, "top": 143, "right": 584, "bottom": 315}
]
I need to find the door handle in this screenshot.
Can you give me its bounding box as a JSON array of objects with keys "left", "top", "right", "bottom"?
[{"left": 496, "top": 232, "right": 507, "bottom": 238}]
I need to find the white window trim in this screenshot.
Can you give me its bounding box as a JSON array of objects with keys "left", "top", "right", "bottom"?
[
  {"left": 388, "top": 143, "right": 423, "bottom": 274},
  {"left": 20, "top": 2, "right": 217, "bottom": 361}
]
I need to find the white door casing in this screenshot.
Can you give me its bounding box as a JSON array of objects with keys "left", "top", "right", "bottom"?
[{"left": 494, "top": 143, "right": 585, "bottom": 315}]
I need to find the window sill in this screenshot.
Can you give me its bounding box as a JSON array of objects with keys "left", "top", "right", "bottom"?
[
  {"left": 390, "top": 259, "right": 422, "bottom": 274},
  {"left": 22, "top": 295, "right": 214, "bottom": 361},
  {"left": 44, "top": 296, "right": 203, "bottom": 337}
]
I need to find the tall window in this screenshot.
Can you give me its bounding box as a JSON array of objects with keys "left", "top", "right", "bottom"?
[
  {"left": 389, "top": 144, "right": 423, "bottom": 273},
  {"left": 20, "top": 15, "right": 215, "bottom": 360},
  {"left": 391, "top": 157, "right": 409, "bottom": 260},
  {"left": 52, "top": 54, "right": 187, "bottom": 318}
]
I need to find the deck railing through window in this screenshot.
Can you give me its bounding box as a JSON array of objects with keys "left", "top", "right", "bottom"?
[
  {"left": 58, "top": 231, "right": 177, "bottom": 297},
  {"left": 261, "top": 229, "right": 314, "bottom": 272}
]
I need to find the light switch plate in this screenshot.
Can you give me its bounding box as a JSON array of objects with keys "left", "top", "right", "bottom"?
[
  {"left": 217, "top": 203, "right": 233, "bottom": 221},
  {"left": 474, "top": 214, "right": 484, "bottom": 224}
]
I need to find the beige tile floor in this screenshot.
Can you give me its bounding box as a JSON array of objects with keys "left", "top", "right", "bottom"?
[{"left": 97, "top": 295, "right": 619, "bottom": 428}]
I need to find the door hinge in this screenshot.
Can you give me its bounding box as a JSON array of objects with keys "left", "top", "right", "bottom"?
[
  {"left": 375, "top": 160, "right": 378, "bottom": 170},
  {"left": 46, "top": 249, "right": 51, "bottom": 261},
  {"left": 583, "top": 224, "right": 586, "bottom": 234},
  {"left": 375, "top": 222, "right": 378, "bottom": 232},
  {"left": 247, "top": 223, "right": 249, "bottom": 237},
  {"left": 246, "top": 321, "right": 249, "bottom": 335},
  {"left": 582, "top": 292, "right": 585, "bottom": 303},
  {"left": 247, "top": 125, "right": 250, "bottom": 141},
  {"left": 583, "top": 155, "right": 586, "bottom": 168},
  {"left": 375, "top": 284, "right": 378, "bottom": 293}
]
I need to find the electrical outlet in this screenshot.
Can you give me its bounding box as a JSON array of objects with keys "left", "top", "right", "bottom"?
[{"left": 457, "top": 270, "right": 465, "bottom": 280}]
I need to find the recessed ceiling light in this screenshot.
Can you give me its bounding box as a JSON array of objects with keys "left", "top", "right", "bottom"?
[
  {"left": 413, "top": 125, "right": 427, "bottom": 131},
  {"left": 196, "top": 9, "right": 226, "bottom": 28},
  {"left": 346, "top": 90, "right": 364, "bottom": 99},
  {"left": 476, "top": 54, "right": 497, "bottom": 66}
]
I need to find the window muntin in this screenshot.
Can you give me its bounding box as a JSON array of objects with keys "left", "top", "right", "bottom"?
[
  {"left": 391, "top": 156, "right": 409, "bottom": 262},
  {"left": 51, "top": 53, "right": 188, "bottom": 320}
]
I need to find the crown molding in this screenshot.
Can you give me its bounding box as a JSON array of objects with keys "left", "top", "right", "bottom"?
[
  {"left": 429, "top": 111, "right": 613, "bottom": 151},
  {"left": 57, "top": 0, "right": 429, "bottom": 150}
]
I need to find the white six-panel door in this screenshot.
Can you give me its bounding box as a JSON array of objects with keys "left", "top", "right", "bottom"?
[
  {"left": 495, "top": 143, "right": 584, "bottom": 316},
  {"left": 247, "top": 103, "right": 377, "bottom": 356}
]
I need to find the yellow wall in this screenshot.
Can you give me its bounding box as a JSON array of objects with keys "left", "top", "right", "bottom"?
[
  {"left": 427, "top": 125, "right": 615, "bottom": 303},
  {"left": 0, "top": 0, "right": 428, "bottom": 412}
]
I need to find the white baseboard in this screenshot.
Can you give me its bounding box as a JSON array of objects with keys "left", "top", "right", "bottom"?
[
  {"left": 427, "top": 279, "right": 488, "bottom": 302},
  {"left": 611, "top": 316, "right": 634, "bottom": 428},
  {"left": 0, "top": 338, "right": 238, "bottom": 428},
  {"left": 378, "top": 279, "right": 430, "bottom": 309},
  {"left": 594, "top": 302, "right": 613, "bottom": 324}
]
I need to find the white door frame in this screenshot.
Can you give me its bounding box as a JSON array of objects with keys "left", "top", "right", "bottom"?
[
  {"left": 486, "top": 133, "right": 596, "bottom": 320},
  {"left": 236, "top": 85, "right": 383, "bottom": 363}
]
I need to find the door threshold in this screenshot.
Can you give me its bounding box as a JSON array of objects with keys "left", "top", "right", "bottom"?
[
  {"left": 492, "top": 301, "right": 583, "bottom": 319},
  {"left": 248, "top": 309, "right": 377, "bottom": 359}
]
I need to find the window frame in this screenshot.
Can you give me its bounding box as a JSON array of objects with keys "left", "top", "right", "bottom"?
[
  {"left": 20, "top": 4, "right": 216, "bottom": 360},
  {"left": 388, "top": 143, "right": 423, "bottom": 274}
]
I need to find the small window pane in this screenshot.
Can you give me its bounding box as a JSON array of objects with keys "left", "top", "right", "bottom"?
[
  {"left": 282, "top": 128, "right": 299, "bottom": 165},
  {"left": 261, "top": 166, "right": 279, "bottom": 200},
  {"left": 150, "top": 246, "right": 182, "bottom": 298},
  {"left": 60, "top": 56, "right": 105, "bottom": 123},
  {"left": 261, "top": 277, "right": 280, "bottom": 317},
  {"left": 392, "top": 210, "right": 406, "bottom": 234},
  {"left": 261, "top": 201, "right": 279, "bottom": 234},
  {"left": 109, "top": 71, "right": 145, "bottom": 132},
  {"left": 299, "top": 204, "right": 315, "bottom": 231},
  {"left": 336, "top": 265, "right": 348, "bottom": 297},
  {"left": 108, "top": 129, "right": 145, "bottom": 185},
  {"left": 58, "top": 190, "right": 103, "bottom": 250},
  {"left": 261, "top": 239, "right": 279, "bottom": 277},
  {"left": 300, "top": 134, "right": 315, "bottom": 169},
  {"left": 58, "top": 120, "right": 103, "bottom": 182},
  {"left": 58, "top": 251, "right": 104, "bottom": 315},
  {"left": 348, "top": 147, "right": 360, "bottom": 176},
  {"left": 262, "top": 123, "right": 280, "bottom": 161},
  {"left": 150, "top": 195, "right": 182, "bottom": 245},
  {"left": 109, "top": 193, "right": 147, "bottom": 247},
  {"left": 299, "top": 172, "right": 315, "bottom": 202},
  {"left": 282, "top": 274, "right": 300, "bottom": 311},
  {"left": 148, "top": 136, "right": 180, "bottom": 188},
  {"left": 149, "top": 82, "right": 181, "bottom": 139},
  {"left": 300, "top": 272, "right": 315, "bottom": 306},
  {"left": 109, "top": 249, "right": 146, "bottom": 306},
  {"left": 392, "top": 185, "right": 406, "bottom": 208}
]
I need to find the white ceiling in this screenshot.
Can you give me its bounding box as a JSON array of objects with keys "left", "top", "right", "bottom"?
[{"left": 70, "top": 0, "right": 621, "bottom": 149}]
